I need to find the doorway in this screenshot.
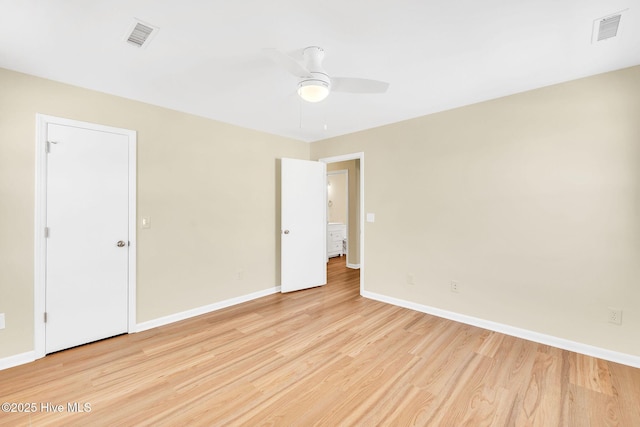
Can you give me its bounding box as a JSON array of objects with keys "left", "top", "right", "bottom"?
[
  {"left": 327, "top": 169, "right": 348, "bottom": 260},
  {"left": 34, "top": 114, "right": 137, "bottom": 358},
  {"left": 320, "top": 153, "right": 364, "bottom": 294}
]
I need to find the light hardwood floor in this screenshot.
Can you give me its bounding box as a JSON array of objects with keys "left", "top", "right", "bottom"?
[{"left": 1, "top": 257, "right": 639, "bottom": 426}]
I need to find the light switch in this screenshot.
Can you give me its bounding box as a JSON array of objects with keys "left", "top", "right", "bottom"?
[
  {"left": 0, "top": 313, "right": 5, "bottom": 330},
  {"left": 142, "top": 216, "right": 151, "bottom": 229},
  {"left": 366, "top": 213, "right": 375, "bottom": 223}
]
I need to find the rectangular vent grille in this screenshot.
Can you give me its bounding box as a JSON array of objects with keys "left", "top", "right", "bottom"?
[
  {"left": 124, "top": 20, "right": 158, "bottom": 48},
  {"left": 597, "top": 15, "right": 621, "bottom": 41},
  {"left": 127, "top": 23, "right": 154, "bottom": 47}
]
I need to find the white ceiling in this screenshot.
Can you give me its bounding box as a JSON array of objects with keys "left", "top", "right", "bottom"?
[{"left": 1, "top": 0, "right": 638, "bottom": 142}]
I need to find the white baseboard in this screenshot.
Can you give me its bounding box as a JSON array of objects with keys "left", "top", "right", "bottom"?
[
  {"left": 362, "top": 290, "right": 640, "bottom": 369},
  {"left": 347, "top": 263, "right": 360, "bottom": 269},
  {"left": 136, "top": 286, "right": 281, "bottom": 333},
  {"left": 0, "top": 351, "right": 36, "bottom": 371}
]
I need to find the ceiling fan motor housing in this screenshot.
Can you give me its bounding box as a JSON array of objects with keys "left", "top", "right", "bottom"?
[
  {"left": 299, "top": 74, "right": 330, "bottom": 89},
  {"left": 297, "top": 46, "right": 331, "bottom": 102}
]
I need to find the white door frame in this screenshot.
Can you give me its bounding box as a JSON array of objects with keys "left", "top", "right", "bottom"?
[
  {"left": 34, "top": 114, "right": 137, "bottom": 359},
  {"left": 319, "top": 152, "right": 364, "bottom": 295}
]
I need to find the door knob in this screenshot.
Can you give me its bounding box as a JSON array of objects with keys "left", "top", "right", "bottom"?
[{"left": 117, "top": 240, "right": 126, "bottom": 247}]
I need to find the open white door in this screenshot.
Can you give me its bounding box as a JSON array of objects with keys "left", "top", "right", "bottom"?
[{"left": 281, "top": 158, "right": 327, "bottom": 292}]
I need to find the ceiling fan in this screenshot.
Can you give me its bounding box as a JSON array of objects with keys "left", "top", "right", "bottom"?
[{"left": 266, "top": 46, "right": 389, "bottom": 103}]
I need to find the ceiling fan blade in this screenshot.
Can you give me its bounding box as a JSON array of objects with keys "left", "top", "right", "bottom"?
[
  {"left": 263, "top": 48, "right": 311, "bottom": 78},
  {"left": 331, "top": 77, "right": 389, "bottom": 94}
]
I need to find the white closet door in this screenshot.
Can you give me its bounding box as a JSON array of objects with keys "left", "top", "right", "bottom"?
[{"left": 45, "top": 123, "right": 129, "bottom": 353}]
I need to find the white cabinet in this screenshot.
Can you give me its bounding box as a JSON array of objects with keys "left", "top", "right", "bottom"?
[{"left": 327, "top": 223, "right": 346, "bottom": 258}]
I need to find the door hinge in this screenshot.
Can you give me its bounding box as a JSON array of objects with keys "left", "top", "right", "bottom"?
[
  {"left": 46, "top": 140, "right": 58, "bottom": 153},
  {"left": 45, "top": 227, "right": 49, "bottom": 238},
  {"left": 44, "top": 312, "right": 47, "bottom": 323}
]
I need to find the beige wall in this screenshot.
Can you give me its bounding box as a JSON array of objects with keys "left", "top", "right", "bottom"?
[
  {"left": 0, "top": 68, "right": 309, "bottom": 359},
  {"left": 327, "top": 160, "right": 360, "bottom": 265},
  {"left": 327, "top": 172, "right": 347, "bottom": 224},
  {"left": 312, "top": 66, "right": 640, "bottom": 356}
]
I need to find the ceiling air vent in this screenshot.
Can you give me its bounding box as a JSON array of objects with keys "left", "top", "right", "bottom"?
[
  {"left": 597, "top": 15, "right": 621, "bottom": 41},
  {"left": 124, "top": 19, "right": 158, "bottom": 48},
  {"left": 592, "top": 10, "right": 626, "bottom": 43}
]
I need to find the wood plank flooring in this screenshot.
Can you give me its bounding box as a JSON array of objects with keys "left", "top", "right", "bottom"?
[{"left": 1, "top": 257, "right": 639, "bottom": 426}]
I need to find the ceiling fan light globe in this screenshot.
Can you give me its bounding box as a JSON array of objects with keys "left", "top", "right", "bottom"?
[{"left": 298, "top": 80, "right": 329, "bottom": 102}]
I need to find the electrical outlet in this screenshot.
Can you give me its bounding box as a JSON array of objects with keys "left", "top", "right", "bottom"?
[
  {"left": 450, "top": 280, "right": 459, "bottom": 293},
  {"left": 608, "top": 307, "right": 622, "bottom": 325},
  {"left": 406, "top": 274, "right": 415, "bottom": 285}
]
